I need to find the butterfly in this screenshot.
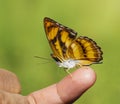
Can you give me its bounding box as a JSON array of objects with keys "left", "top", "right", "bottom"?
[{"left": 44, "top": 17, "right": 103, "bottom": 72}]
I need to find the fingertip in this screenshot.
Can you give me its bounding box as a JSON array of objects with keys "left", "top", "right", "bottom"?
[
  {"left": 71, "top": 66, "right": 96, "bottom": 88},
  {"left": 56, "top": 67, "right": 96, "bottom": 103}
]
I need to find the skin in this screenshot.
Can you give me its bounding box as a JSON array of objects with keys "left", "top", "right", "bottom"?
[{"left": 0, "top": 67, "right": 96, "bottom": 104}]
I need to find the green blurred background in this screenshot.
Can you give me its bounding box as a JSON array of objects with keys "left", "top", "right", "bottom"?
[{"left": 0, "top": 0, "right": 120, "bottom": 104}]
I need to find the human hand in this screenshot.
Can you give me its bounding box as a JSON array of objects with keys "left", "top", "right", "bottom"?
[{"left": 0, "top": 67, "right": 96, "bottom": 104}]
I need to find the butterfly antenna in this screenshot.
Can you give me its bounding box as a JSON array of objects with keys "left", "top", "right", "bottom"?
[
  {"left": 34, "top": 56, "right": 52, "bottom": 61},
  {"left": 34, "top": 56, "right": 54, "bottom": 65},
  {"left": 97, "top": 61, "right": 103, "bottom": 64},
  {"left": 37, "top": 61, "right": 54, "bottom": 65}
]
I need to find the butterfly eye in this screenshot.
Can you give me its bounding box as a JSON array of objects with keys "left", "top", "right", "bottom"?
[{"left": 50, "top": 54, "right": 61, "bottom": 62}]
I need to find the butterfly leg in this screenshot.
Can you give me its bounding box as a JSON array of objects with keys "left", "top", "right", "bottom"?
[
  {"left": 64, "top": 68, "right": 72, "bottom": 77},
  {"left": 75, "top": 64, "right": 83, "bottom": 69}
]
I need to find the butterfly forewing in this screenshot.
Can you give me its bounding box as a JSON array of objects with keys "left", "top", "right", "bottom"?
[{"left": 44, "top": 17, "right": 77, "bottom": 61}]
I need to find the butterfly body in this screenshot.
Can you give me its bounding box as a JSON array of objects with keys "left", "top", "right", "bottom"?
[
  {"left": 55, "top": 58, "right": 80, "bottom": 69},
  {"left": 44, "top": 17, "right": 103, "bottom": 70}
]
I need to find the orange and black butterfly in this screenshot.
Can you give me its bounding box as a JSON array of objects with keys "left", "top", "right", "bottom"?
[{"left": 44, "top": 17, "right": 103, "bottom": 71}]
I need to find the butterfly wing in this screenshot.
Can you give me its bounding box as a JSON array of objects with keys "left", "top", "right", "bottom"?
[
  {"left": 66, "top": 36, "right": 103, "bottom": 65},
  {"left": 44, "top": 17, "right": 77, "bottom": 62}
]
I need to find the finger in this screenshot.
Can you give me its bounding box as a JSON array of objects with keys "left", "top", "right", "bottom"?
[
  {"left": 0, "top": 69, "right": 21, "bottom": 94},
  {"left": 28, "top": 67, "right": 96, "bottom": 104}
]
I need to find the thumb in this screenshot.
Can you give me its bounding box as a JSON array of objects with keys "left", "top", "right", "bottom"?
[{"left": 0, "top": 69, "right": 21, "bottom": 94}]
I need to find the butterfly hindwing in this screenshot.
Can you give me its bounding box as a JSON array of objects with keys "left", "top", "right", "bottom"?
[{"left": 66, "top": 36, "right": 103, "bottom": 65}]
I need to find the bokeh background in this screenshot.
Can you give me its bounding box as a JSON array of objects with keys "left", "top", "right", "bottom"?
[{"left": 0, "top": 0, "right": 120, "bottom": 104}]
